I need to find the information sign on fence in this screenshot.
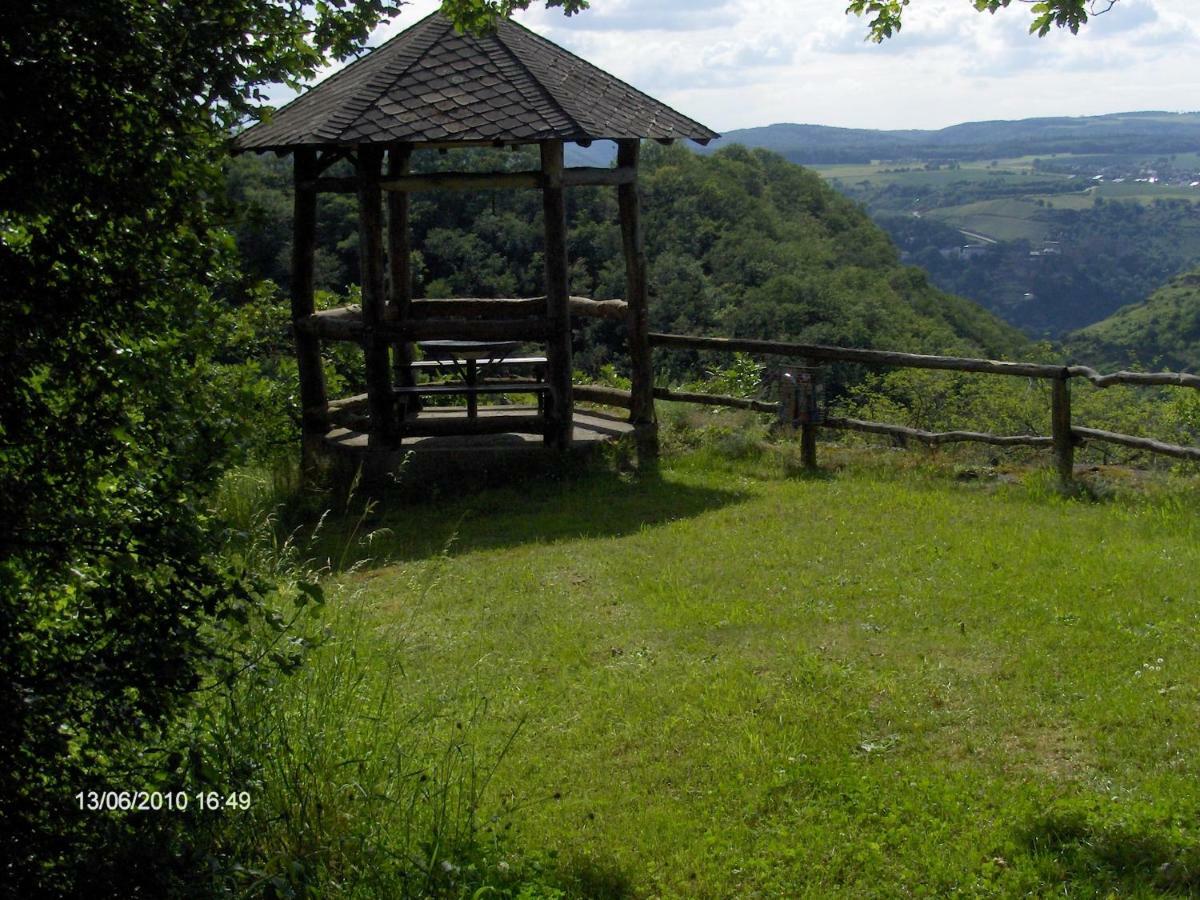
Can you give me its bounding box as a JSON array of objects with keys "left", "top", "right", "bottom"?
[{"left": 779, "top": 366, "right": 825, "bottom": 428}]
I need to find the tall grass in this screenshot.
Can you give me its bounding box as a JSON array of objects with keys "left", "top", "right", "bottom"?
[{"left": 201, "top": 463, "right": 544, "bottom": 898}]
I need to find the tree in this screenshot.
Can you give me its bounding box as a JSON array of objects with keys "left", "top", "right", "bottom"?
[
  {"left": 0, "top": 0, "right": 407, "bottom": 891},
  {"left": 440, "top": 0, "right": 589, "bottom": 32},
  {"left": 0, "top": 0, "right": 605, "bottom": 889},
  {"left": 846, "top": 0, "right": 1120, "bottom": 41}
]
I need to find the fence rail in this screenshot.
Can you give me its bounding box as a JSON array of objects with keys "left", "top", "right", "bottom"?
[{"left": 577, "top": 332, "right": 1200, "bottom": 484}]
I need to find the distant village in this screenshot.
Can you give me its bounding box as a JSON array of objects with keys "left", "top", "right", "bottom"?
[{"left": 1031, "top": 154, "right": 1200, "bottom": 189}]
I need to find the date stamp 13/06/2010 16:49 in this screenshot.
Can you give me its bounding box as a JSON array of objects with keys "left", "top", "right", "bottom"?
[{"left": 75, "top": 790, "right": 252, "bottom": 813}]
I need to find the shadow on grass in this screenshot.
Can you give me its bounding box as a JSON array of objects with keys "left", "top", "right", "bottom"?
[
  {"left": 1017, "top": 804, "right": 1200, "bottom": 895},
  {"left": 303, "top": 463, "right": 748, "bottom": 571},
  {"left": 550, "top": 852, "right": 635, "bottom": 899}
]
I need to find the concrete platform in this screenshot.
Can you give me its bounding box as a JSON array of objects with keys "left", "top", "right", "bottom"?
[
  {"left": 320, "top": 405, "right": 637, "bottom": 485},
  {"left": 324, "top": 405, "right": 633, "bottom": 451}
]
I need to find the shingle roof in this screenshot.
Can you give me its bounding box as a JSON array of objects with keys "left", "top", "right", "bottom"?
[{"left": 232, "top": 12, "right": 717, "bottom": 152}]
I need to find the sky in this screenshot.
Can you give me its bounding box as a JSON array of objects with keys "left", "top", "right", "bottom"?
[{"left": 285, "top": 0, "right": 1200, "bottom": 133}]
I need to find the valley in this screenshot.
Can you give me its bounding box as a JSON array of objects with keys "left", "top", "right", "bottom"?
[{"left": 707, "top": 113, "right": 1200, "bottom": 345}]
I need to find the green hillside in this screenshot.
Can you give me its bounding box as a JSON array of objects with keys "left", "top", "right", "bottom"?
[
  {"left": 1069, "top": 267, "right": 1200, "bottom": 370},
  {"left": 633, "top": 145, "right": 1027, "bottom": 361}
]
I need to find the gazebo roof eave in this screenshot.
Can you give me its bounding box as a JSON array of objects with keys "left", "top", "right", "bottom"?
[{"left": 228, "top": 134, "right": 716, "bottom": 157}]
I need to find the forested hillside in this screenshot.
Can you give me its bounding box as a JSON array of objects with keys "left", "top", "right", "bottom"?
[
  {"left": 890, "top": 199, "right": 1200, "bottom": 335},
  {"left": 226, "top": 142, "right": 1028, "bottom": 378},
  {"left": 1068, "top": 267, "right": 1200, "bottom": 371}
]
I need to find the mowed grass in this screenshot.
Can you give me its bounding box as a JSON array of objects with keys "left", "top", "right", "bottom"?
[{"left": 328, "top": 450, "right": 1200, "bottom": 897}]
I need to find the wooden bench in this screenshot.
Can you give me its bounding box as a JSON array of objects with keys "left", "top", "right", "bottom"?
[
  {"left": 410, "top": 355, "right": 548, "bottom": 372},
  {"left": 393, "top": 381, "right": 550, "bottom": 397},
  {"left": 398, "top": 355, "right": 550, "bottom": 419}
]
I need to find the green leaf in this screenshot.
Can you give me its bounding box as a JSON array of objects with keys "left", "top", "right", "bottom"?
[{"left": 296, "top": 580, "right": 325, "bottom": 606}]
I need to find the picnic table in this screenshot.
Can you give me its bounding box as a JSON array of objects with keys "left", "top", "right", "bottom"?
[{"left": 403, "top": 341, "right": 549, "bottom": 418}]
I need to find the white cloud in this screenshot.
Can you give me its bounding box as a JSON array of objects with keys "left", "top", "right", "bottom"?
[{"left": 268, "top": 0, "right": 1200, "bottom": 134}]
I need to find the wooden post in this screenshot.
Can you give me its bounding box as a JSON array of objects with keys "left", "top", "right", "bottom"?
[
  {"left": 617, "top": 139, "right": 657, "bottom": 465},
  {"left": 801, "top": 360, "right": 820, "bottom": 471},
  {"left": 291, "top": 149, "right": 328, "bottom": 468},
  {"left": 1051, "top": 372, "right": 1074, "bottom": 489},
  {"left": 801, "top": 424, "right": 818, "bottom": 471},
  {"left": 357, "top": 146, "right": 396, "bottom": 449},
  {"left": 387, "top": 145, "right": 414, "bottom": 403},
  {"left": 541, "top": 141, "right": 573, "bottom": 449}
]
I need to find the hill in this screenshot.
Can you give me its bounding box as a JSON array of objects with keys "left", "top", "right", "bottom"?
[
  {"left": 225, "top": 142, "right": 1029, "bottom": 373},
  {"left": 703, "top": 111, "right": 1200, "bottom": 166},
  {"left": 1068, "top": 267, "right": 1200, "bottom": 371},
  {"left": 696, "top": 112, "right": 1200, "bottom": 339}
]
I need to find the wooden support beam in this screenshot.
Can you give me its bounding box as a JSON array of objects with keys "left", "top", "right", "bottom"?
[
  {"left": 356, "top": 146, "right": 396, "bottom": 448},
  {"left": 823, "top": 417, "right": 1055, "bottom": 448},
  {"left": 562, "top": 166, "right": 637, "bottom": 187},
  {"left": 300, "top": 307, "right": 552, "bottom": 343},
  {"left": 1072, "top": 427, "right": 1200, "bottom": 462},
  {"left": 1051, "top": 373, "right": 1074, "bottom": 488},
  {"left": 307, "top": 167, "right": 639, "bottom": 193},
  {"left": 387, "top": 145, "right": 415, "bottom": 395},
  {"left": 541, "top": 141, "right": 574, "bottom": 449},
  {"left": 618, "top": 139, "right": 657, "bottom": 463},
  {"left": 383, "top": 170, "right": 541, "bottom": 192},
  {"left": 574, "top": 384, "right": 634, "bottom": 409},
  {"left": 306, "top": 296, "right": 626, "bottom": 325},
  {"left": 1066, "top": 366, "right": 1200, "bottom": 390},
  {"left": 801, "top": 423, "right": 819, "bottom": 471},
  {"left": 290, "top": 149, "right": 328, "bottom": 468},
  {"left": 315, "top": 148, "right": 352, "bottom": 174},
  {"left": 305, "top": 170, "right": 543, "bottom": 193},
  {"left": 653, "top": 387, "right": 776, "bottom": 414},
  {"left": 409, "top": 298, "right": 545, "bottom": 319},
  {"left": 569, "top": 296, "right": 629, "bottom": 321}
]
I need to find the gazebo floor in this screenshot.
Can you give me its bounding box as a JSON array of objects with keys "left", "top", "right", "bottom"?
[{"left": 320, "top": 406, "right": 634, "bottom": 478}]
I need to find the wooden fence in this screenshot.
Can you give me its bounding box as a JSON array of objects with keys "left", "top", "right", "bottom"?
[{"left": 574, "top": 332, "right": 1200, "bottom": 485}]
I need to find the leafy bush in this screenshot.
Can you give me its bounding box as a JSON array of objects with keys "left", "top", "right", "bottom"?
[{"left": 0, "top": 0, "right": 403, "bottom": 891}]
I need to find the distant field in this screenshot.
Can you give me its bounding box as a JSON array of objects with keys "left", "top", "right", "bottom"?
[
  {"left": 1028, "top": 192, "right": 1093, "bottom": 211},
  {"left": 1023, "top": 183, "right": 1200, "bottom": 212},
  {"left": 925, "top": 198, "right": 1054, "bottom": 242},
  {"left": 816, "top": 152, "right": 1200, "bottom": 244},
  {"left": 1095, "top": 181, "right": 1200, "bottom": 203},
  {"left": 816, "top": 164, "right": 1064, "bottom": 192}
]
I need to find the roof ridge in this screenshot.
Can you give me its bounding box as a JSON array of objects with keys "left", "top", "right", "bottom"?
[
  {"left": 253, "top": 10, "right": 441, "bottom": 138},
  {"left": 489, "top": 22, "right": 582, "bottom": 139},
  {"left": 500, "top": 17, "right": 716, "bottom": 141},
  {"left": 328, "top": 14, "right": 450, "bottom": 144}
]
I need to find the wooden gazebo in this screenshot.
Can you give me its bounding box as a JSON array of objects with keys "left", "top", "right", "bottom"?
[{"left": 231, "top": 11, "right": 717, "bottom": 472}]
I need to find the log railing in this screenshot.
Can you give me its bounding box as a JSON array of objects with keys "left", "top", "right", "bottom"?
[
  {"left": 575, "top": 331, "right": 1200, "bottom": 484},
  {"left": 297, "top": 296, "right": 629, "bottom": 346}
]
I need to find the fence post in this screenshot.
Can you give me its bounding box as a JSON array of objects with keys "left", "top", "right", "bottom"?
[
  {"left": 801, "top": 422, "right": 818, "bottom": 471},
  {"left": 1051, "top": 371, "right": 1074, "bottom": 489}
]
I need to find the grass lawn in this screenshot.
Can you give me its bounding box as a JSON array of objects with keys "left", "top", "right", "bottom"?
[{"left": 319, "top": 447, "right": 1200, "bottom": 897}]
